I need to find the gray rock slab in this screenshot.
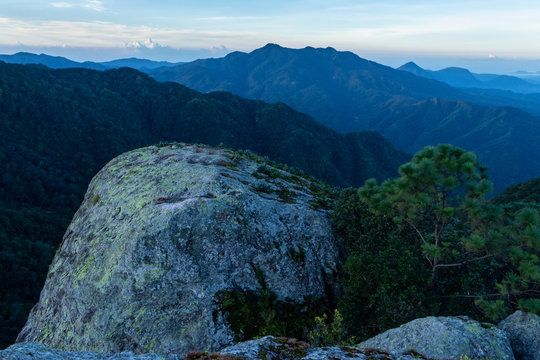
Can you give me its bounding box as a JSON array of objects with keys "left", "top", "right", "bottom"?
[
  {"left": 0, "top": 339, "right": 465, "bottom": 360},
  {"left": 0, "top": 342, "right": 182, "bottom": 360},
  {"left": 220, "top": 335, "right": 439, "bottom": 359},
  {"left": 359, "top": 316, "right": 515, "bottom": 360},
  {"left": 498, "top": 311, "right": 540, "bottom": 360}
]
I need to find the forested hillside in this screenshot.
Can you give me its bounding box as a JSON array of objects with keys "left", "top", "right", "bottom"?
[
  {"left": 492, "top": 177, "right": 540, "bottom": 208},
  {"left": 4, "top": 47, "right": 539, "bottom": 193},
  {"left": 0, "top": 62, "right": 408, "bottom": 346}
]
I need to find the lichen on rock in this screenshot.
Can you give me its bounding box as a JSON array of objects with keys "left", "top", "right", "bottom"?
[{"left": 16, "top": 143, "right": 341, "bottom": 357}]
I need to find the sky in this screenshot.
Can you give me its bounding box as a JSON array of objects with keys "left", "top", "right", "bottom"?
[{"left": 2, "top": 0, "right": 540, "bottom": 73}]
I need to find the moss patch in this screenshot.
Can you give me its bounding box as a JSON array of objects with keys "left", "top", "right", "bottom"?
[{"left": 214, "top": 289, "right": 330, "bottom": 343}]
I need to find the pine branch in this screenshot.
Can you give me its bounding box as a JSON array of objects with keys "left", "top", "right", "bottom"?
[{"left": 434, "top": 254, "right": 494, "bottom": 269}]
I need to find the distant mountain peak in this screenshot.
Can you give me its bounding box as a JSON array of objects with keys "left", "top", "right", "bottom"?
[
  {"left": 255, "top": 43, "right": 339, "bottom": 55},
  {"left": 440, "top": 67, "right": 473, "bottom": 75},
  {"left": 398, "top": 61, "right": 423, "bottom": 71},
  {"left": 261, "top": 43, "right": 283, "bottom": 49}
]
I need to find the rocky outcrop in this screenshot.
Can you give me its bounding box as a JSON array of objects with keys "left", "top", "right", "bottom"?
[
  {"left": 498, "top": 311, "right": 540, "bottom": 360},
  {"left": 16, "top": 144, "right": 340, "bottom": 356},
  {"left": 359, "top": 316, "right": 515, "bottom": 360},
  {"left": 0, "top": 342, "right": 182, "bottom": 360},
  {"left": 0, "top": 339, "right": 463, "bottom": 360},
  {"left": 220, "top": 336, "right": 431, "bottom": 360}
]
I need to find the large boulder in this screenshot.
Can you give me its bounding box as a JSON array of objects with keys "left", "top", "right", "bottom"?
[
  {"left": 498, "top": 311, "right": 540, "bottom": 360},
  {"left": 359, "top": 316, "right": 515, "bottom": 360},
  {"left": 16, "top": 144, "right": 340, "bottom": 356}
]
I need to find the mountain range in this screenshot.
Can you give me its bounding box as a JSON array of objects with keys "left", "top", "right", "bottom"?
[
  {"left": 2, "top": 45, "right": 540, "bottom": 192},
  {"left": 398, "top": 61, "right": 540, "bottom": 93},
  {"left": 148, "top": 44, "right": 540, "bottom": 193},
  {"left": 0, "top": 52, "right": 183, "bottom": 71}
]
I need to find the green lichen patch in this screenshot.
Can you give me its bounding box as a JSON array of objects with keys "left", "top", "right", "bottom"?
[{"left": 134, "top": 264, "right": 166, "bottom": 290}]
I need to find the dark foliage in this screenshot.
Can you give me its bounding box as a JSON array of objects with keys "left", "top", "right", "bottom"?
[
  {"left": 214, "top": 289, "right": 329, "bottom": 343},
  {"left": 492, "top": 177, "right": 540, "bottom": 207},
  {"left": 0, "top": 61, "right": 407, "bottom": 347},
  {"left": 334, "top": 147, "right": 539, "bottom": 341},
  {"left": 333, "top": 189, "right": 495, "bottom": 340}
]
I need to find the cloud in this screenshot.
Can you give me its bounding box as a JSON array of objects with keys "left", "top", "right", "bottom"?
[
  {"left": 82, "top": 0, "right": 105, "bottom": 11},
  {"left": 0, "top": 17, "right": 242, "bottom": 47},
  {"left": 124, "top": 38, "right": 161, "bottom": 49},
  {"left": 0, "top": 42, "right": 231, "bottom": 62},
  {"left": 0, "top": 17, "right": 233, "bottom": 61},
  {"left": 50, "top": 0, "right": 105, "bottom": 11},
  {"left": 196, "top": 16, "right": 271, "bottom": 22},
  {"left": 50, "top": 2, "right": 74, "bottom": 8},
  {"left": 4, "top": 3, "right": 540, "bottom": 60}
]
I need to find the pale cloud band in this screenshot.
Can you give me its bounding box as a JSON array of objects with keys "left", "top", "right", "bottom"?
[
  {"left": 2, "top": 0, "right": 540, "bottom": 61},
  {"left": 0, "top": 17, "right": 255, "bottom": 49},
  {"left": 50, "top": 3, "right": 74, "bottom": 9}
]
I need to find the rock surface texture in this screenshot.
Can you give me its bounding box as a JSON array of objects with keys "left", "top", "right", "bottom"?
[
  {"left": 498, "top": 311, "right": 540, "bottom": 360},
  {"left": 16, "top": 144, "right": 340, "bottom": 356},
  {"left": 359, "top": 316, "right": 515, "bottom": 360},
  {"left": 1, "top": 338, "right": 460, "bottom": 360},
  {"left": 0, "top": 342, "right": 182, "bottom": 360},
  {"left": 220, "top": 336, "right": 433, "bottom": 360}
]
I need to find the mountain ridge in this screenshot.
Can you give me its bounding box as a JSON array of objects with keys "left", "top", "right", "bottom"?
[
  {"left": 398, "top": 61, "right": 540, "bottom": 93},
  {"left": 0, "top": 52, "right": 183, "bottom": 71},
  {"left": 148, "top": 43, "right": 540, "bottom": 193}
]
